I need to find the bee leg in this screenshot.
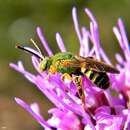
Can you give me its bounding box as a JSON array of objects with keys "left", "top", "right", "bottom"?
[
  {"left": 78, "top": 87, "right": 86, "bottom": 111},
  {"left": 61, "top": 73, "right": 72, "bottom": 81},
  {"left": 74, "top": 76, "right": 86, "bottom": 111},
  {"left": 44, "top": 65, "right": 57, "bottom": 80},
  {"left": 49, "top": 65, "right": 57, "bottom": 74},
  {"left": 78, "top": 88, "right": 86, "bottom": 111}
]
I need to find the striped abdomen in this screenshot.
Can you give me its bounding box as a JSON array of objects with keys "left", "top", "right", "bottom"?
[{"left": 84, "top": 69, "right": 110, "bottom": 89}]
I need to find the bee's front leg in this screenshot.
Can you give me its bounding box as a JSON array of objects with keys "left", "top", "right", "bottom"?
[
  {"left": 49, "top": 65, "right": 57, "bottom": 74},
  {"left": 44, "top": 65, "right": 57, "bottom": 80},
  {"left": 61, "top": 73, "right": 72, "bottom": 81}
]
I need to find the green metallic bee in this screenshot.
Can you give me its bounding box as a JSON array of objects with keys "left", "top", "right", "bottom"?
[
  {"left": 16, "top": 41, "right": 119, "bottom": 109},
  {"left": 39, "top": 52, "right": 119, "bottom": 89}
]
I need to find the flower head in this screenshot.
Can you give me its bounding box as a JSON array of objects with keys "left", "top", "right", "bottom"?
[{"left": 10, "top": 7, "right": 130, "bottom": 130}]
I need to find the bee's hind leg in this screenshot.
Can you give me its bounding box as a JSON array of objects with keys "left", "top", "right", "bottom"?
[{"left": 74, "top": 76, "right": 86, "bottom": 111}]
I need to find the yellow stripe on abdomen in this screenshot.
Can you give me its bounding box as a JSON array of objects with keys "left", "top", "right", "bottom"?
[
  {"left": 91, "top": 73, "right": 99, "bottom": 83},
  {"left": 85, "top": 70, "right": 93, "bottom": 78}
]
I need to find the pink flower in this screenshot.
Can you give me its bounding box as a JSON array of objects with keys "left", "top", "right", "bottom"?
[{"left": 10, "top": 7, "right": 130, "bottom": 130}]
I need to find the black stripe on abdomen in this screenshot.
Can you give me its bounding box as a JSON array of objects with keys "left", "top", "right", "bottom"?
[
  {"left": 85, "top": 71, "right": 110, "bottom": 90},
  {"left": 98, "top": 73, "right": 110, "bottom": 89},
  {"left": 85, "top": 70, "right": 96, "bottom": 80}
]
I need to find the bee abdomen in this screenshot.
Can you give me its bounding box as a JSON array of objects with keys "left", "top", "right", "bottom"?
[{"left": 85, "top": 70, "right": 110, "bottom": 89}]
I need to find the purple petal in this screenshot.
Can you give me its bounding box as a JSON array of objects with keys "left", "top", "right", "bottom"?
[
  {"left": 31, "top": 56, "right": 41, "bottom": 72},
  {"left": 47, "top": 109, "right": 82, "bottom": 130},
  {"left": 90, "top": 22, "right": 100, "bottom": 60},
  {"left": 15, "top": 97, "right": 51, "bottom": 129},
  {"left": 80, "top": 27, "right": 90, "bottom": 57},
  {"left": 30, "top": 103, "right": 40, "bottom": 116},
  {"left": 123, "top": 111, "right": 130, "bottom": 129},
  {"left": 100, "top": 48, "right": 111, "bottom": 64},
  {"left": 95, "top": 113, "right": 123, "bottom": 130},
  {"left": 84, "top": 124, "right": 95, "bottom": 130},
  {"left": 104, "top": 89, "right": 114, "bottom": 107},
  {"left": 35, "top": 75, "right": 61, "bottom": 107},
  {"left": 10, "top": 62, "right": 36, "bottom": 84},
  {"left": 72, "top": 7, "right": 82, "bottom": 46},
  {"left": 118, "top": 18, "right": 130, "bottom": 59},
  {"left": 10, "top": 61, "right": 24, "bottom": 71},
  {"left": 113, "top": 26, "right": 123, "bottom": 48},
  {"left": 88, "top": 47, "right": 95, "bottom": 56},
  {"left": 55, "top": 32, "right": 66, "bottom": 52},
  {"left": 114, "top": 105, "right": 125, "bottom": 115},
  {"left": 48, "top": 74, "right": 79, "bottom": 105},
  {"left": 35, "top": 75, "right": 83, "bottom": 116},
  {"left": 84, "top": 8, "right": 97, "bottom": 24},
  {"left": 110, "top": 71, "right": 126, "bottom": 92},
  {"left": 85, "top": 8, "right": 100, "bottom": 60},
  {"left": 115, "top": 53, "right": 124, "bottom": 65},
  {"left": 36, "top": 27, "right": 53, "bottom": 56},
  {"left": 95, "top": 106, "right": 111, "bottom": 115},
  {"left": 113, "top": 19, "right": 130, "bottom": 62}
]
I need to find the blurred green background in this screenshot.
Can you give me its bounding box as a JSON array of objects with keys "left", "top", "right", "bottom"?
[{"left": 0, "top": 0, "right": 130, "bottom": 130}]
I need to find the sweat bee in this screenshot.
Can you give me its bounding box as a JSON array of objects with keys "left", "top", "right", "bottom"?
[
  {"left": 16, "top": 40, "right": 119, "bottom": 109},
  {"left": 38, "top": 52, "right": 119, "bottom": 89}
]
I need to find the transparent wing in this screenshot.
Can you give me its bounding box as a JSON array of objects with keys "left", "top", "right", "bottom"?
[{"left": 60, "top": 56, "right": 119, "bottom": 74}]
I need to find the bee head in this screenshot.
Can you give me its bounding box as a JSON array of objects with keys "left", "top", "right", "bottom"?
[
  {"left": 39, "top": 57, "right": 50, "bottom": 71},
  {"left": 16, "top": 39, "right": 52, "bottom": 72}
]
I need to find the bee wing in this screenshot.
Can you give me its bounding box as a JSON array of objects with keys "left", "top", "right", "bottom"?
[
  {"left": 60, "top": 56, "right": 119, "bottom": 74},
  {"left": 75, "top": 56, "right": 120, "bottom": 74}
]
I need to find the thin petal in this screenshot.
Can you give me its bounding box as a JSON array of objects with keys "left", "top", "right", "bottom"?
[
  {"left": 85, "top": 8, "right": 101, "bottom": 60},
  {"left": 81, "top": 27, "right": 90, "bottom": 57},
  {"left": 36, "top": 27, "right": 53, "bottom": 56},
  {"left": 56, "top": 32, "right": 66, "bottom": 52},
  {"left": 90, "top": 22, "right": 100, "bottom": 60},
  {"left": 31, "top": 56, "right": 40, "bottom": 72},
  {"left": 15, "top": 97, "right": 51, "bottom": 129},
  {"left": 100, "top": 48, "right": 111, "bottom": 64},
  {"left": 113, "top": 20, "right": 130, "bottom": 61},
  {"left": 118, "top": 18, "right": 130, "bottom": 59},
  {"left": 84, "top": 8, "right": 97, "bottom": 24},
  {"left": 72, "top": 7, "right": 82, "bottom": 45},
  {"left": 115, "top": 53, "right": 124, "bottom": 65},
  {"left": 30, "top": 103, "right": 40, "bottom": 116},
  {"left": 10, "top": 62, "right": 36, "bottom": 84}
]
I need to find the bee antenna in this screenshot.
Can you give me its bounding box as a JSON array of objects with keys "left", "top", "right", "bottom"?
[
  {"left": 30, "top": 38, "right": 44, "bottom": 58},
  {"left": 16, "top": 45, "right": 43, "bottom": 59}
]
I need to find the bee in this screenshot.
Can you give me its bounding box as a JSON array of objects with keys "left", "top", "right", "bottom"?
[
  {"left": 38, "top": 52, "right": 119, "bottom": 90},
  {"left": 16, "top": 40, "right": 119, "bottom": 110}
]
